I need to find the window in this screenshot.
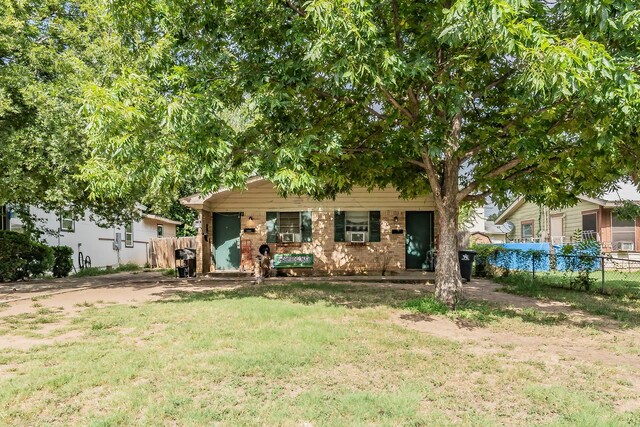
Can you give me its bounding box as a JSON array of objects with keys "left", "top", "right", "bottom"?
[
  {"left": 157, "top": 224, "right": 164, "bottom": 238},
  {"left": 521, "top": 221, "right": 534, "bottom": 240},
  {"left": 266, "top": 211, "right": 312, "bottom": 243},
  {"left": 346, "top": 211, "right": 369, "bottom": 241},
  {"left": 581, "top": 212, "right": 598, "bottom": 240},
  {"left": 60, "top": 216, "right": 75, "bottom": 232},
  {"left": 125, "top": 223, "right": 133, "bottom": 247},
  {"left": 334, "top": 211, "right": 381, "bottom": 243},
  {"left": 279, "top": 212, "right": 301, "bottom": 241},
  {"left": 611, "top": 214, "right": 635, "bottom": 251}
]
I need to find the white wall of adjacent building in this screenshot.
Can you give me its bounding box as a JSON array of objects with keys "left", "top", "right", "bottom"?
[{"left": 5, "top": 207, "right": 178, "bottom": 270}]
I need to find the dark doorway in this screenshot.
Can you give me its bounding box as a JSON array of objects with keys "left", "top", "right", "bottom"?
[
  {"left": 406, "top": 211, "right": 435, "bottom": 270},
  {"left": 213, "top": 213, "right": 241, "bottom": 270}
]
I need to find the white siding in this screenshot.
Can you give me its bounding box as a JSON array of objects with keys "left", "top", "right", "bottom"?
[{"left": 9, "top": 208, "right": 177, "bottom": 269}]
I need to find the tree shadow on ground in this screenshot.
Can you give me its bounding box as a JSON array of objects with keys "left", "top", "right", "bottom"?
[
  {"left": 160, "top": 281, "right": 590, "bottom": 329},
  {"left": 164, "top": 282, "right": 429, "bottom": 310}
]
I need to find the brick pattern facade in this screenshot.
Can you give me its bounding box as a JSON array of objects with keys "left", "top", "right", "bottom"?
[{"left": 201, "top": 208, "right": 430, "bottom": 275}]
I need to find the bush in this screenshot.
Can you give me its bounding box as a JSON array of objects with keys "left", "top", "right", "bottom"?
[
  {"left": 52, "top": 246, "right": 74, "bottom": 278},
  {"left": 0, "top": 231, "right": 54, "bottom": 281}
]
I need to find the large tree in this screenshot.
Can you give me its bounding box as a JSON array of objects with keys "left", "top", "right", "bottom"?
[
  {"left": 84, "top": 0, "right": 639, "bottom": 306},
  {"left": 0, "top": 0, "right": 147, "bottom": 224}
]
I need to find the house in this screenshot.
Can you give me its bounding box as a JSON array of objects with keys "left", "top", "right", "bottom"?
[
  {"left": 180, "top": 178, "right": 437, "bottom": 275},
  {"left": 1, "top": 205, "right": 180, "bottom": 269},
  {"left": 495, "top": 181, "right": 640, "bottom": 255},
  {"left": 470, "top": 221, "right": 511, "bottom": 244}
]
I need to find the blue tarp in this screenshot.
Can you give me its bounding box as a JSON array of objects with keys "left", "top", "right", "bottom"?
[{"left": 482, "top": 243, "right": 599, "bottom": 272}]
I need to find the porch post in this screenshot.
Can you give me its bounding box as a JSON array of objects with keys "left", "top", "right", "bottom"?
[{"left": 196, "top": 209, "right": 212, "bottom": 274}]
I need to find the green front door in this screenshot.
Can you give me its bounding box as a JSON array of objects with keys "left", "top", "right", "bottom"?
[
  {"left": 213, "top": 213, "right": 241, "bottom": 270},
  {"left": 406, "top": 211, "right": 435, "bottom": 271}
]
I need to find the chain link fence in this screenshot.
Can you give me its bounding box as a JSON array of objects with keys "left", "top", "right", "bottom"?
[{"left": 478, "top": 249, "right": 640, "bottom": 296}]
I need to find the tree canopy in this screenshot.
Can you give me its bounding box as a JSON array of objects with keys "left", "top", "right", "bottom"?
[
  {"left": 80, "top": 0, "right": 640, "bottom": 304},
  {"left": 4, "top": 0, "right": 639, "bottom": 304},
  {"left": 0, "top": 0, "right": 148, "bottom": 223}
]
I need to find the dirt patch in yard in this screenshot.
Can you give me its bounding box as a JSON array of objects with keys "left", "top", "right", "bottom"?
[
  {"left": 394, "top": 312, "right": 640, "bottom": 368},
  {"left": 0, "top": 330, "right": 85, "bottom": 351}
]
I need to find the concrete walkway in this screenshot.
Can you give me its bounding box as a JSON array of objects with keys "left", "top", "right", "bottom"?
[{"left": 0, "top": 270, "right": 439, "bottom": 303}]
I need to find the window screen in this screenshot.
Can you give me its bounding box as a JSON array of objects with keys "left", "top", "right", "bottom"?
[
  {"left": 279, "top": 212, "right": 300, "bottom": 235},
  {"left": 612, "top": 214, "right": 635, "bottom": 250}
]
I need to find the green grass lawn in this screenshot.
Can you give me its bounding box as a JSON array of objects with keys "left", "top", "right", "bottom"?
[
  {"left": 0, "top": 283, "right": 639, "bottom": 426},
  {"left": 496, "top": 273, "right": 640, "bottom": 327},
  {"left": 530, "top": 269, "right": 640, "bottom": 297}
]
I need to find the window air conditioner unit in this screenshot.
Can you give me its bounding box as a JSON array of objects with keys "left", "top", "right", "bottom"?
[
  {"left": 619, "top": 242, "right": 634, "bottom": 251},
  {"left": 280, "top": 233, "right": 296, "bottom": 243},
  {"left": 350, "top": 232, "right": 366, "bottom": 243}
]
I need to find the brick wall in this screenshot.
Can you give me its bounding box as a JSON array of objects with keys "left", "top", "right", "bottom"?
[{"left": 236, "top": 209, "right": 420, "bottom": 275}]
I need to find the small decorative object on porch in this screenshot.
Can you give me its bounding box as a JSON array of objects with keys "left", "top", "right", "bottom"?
[
  {"left": 255, "top": 244, "right": 272, "bottom": 284},
  {"left": 240, "top": 240, "right": 252, "bottom": 271}
]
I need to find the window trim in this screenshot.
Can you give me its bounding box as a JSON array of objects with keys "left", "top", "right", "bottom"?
[
  {"left": 124, "top": 223, "right": 134, "bottom": 248},
  {"left": 60, "top": 216, "right": 75, "bottom": 233},
  {"left": 157, "top": 224, "right": 164, "bottom": 238},
  {"left": 521, "top": 220, "right": 534, "bottom": 240}
]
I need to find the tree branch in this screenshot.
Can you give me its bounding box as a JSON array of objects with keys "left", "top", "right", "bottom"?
[
  {"left": 391, "top": 0, "right": 402, "bottom": 50},
  {"left": 379, "top": 85, "right": 415, "bottom": 122},
  {"left": 457, "top": 157, "right": 523, "bottom": 203},
  {"left": 315, "top": 90, "right": 387, "bottom": 120},
  {"left": 472, "top": 69, "right": 516, "bottom": 98},
  {"left": 421, "top": 150, "right": 444, "bottom": 210},
  {"left": 502, "top": 99, "right": 566, "bottom": 133},
  {"left": 463, "top": 191, "right": 491, "bottom": 203},
  {"left": 284, "top": 0, "right": 307, "bottom": 17},
  {"left": 460, "top": 144, "right": 486, "bottom": 161}
]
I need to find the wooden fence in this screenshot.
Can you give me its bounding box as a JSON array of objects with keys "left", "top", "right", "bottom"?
[{"left": 149, "top": 237, "right": 197, "bottom": 268}]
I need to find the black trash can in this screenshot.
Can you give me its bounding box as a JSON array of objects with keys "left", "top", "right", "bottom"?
[
  {"left": 175, "top": 248, "right": 197, "bottom": 278},
  {"left": 458, "top": 250, "right": 477, "bottom": 282},
  {"left": 176, "top": 266, "right": 187, "bottom": 278}
]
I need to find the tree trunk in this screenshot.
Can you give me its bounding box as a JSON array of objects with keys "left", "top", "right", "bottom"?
[{"left": 435, "top": 199, "right": 463, "bottom": 308}]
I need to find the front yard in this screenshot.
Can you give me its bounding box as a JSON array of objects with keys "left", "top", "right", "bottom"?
[{"left": 0, "top": 278, "right": 639, "bottom": 425}]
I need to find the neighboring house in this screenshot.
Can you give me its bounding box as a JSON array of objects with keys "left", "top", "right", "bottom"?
[
  {"left": 180, "top": 178, "right": 437, "bottom": 275},
  {"left": 495, "top": 182, "right": 640, "bottom": 255},
  {"left": 465, "top": 205, "right": 511, "bottom": 244},
  {"left": 470, "top": 221, "right": 511, "bottom": 245},
  {"left": 1, "top": 206, "right": 180, "bottom": 269}
]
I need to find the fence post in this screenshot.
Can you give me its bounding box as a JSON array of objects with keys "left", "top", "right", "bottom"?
[
  {"left": 600, "top": 256, "right": 605, "bottom": 294},
  {"left": 532, "top": 253, "right": 535, "bottom": 279}
]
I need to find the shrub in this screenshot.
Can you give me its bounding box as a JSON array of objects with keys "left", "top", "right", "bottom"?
[
  {"left": 471, "top": 244, "right": 503, "bottom": 277},
  {"left": 0, "top": 231, "right": 54, "bottom": 281},
  {"left": 52, "top": 246, "right": 74, "bottom": 278}
]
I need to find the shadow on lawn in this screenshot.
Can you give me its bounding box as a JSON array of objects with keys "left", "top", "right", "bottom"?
[
  {"left": 166, "top": 282, "right": 429, "bottom": 309},
  {"left": 162, "top": 282, "right": 584, "bottom": 329}
]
